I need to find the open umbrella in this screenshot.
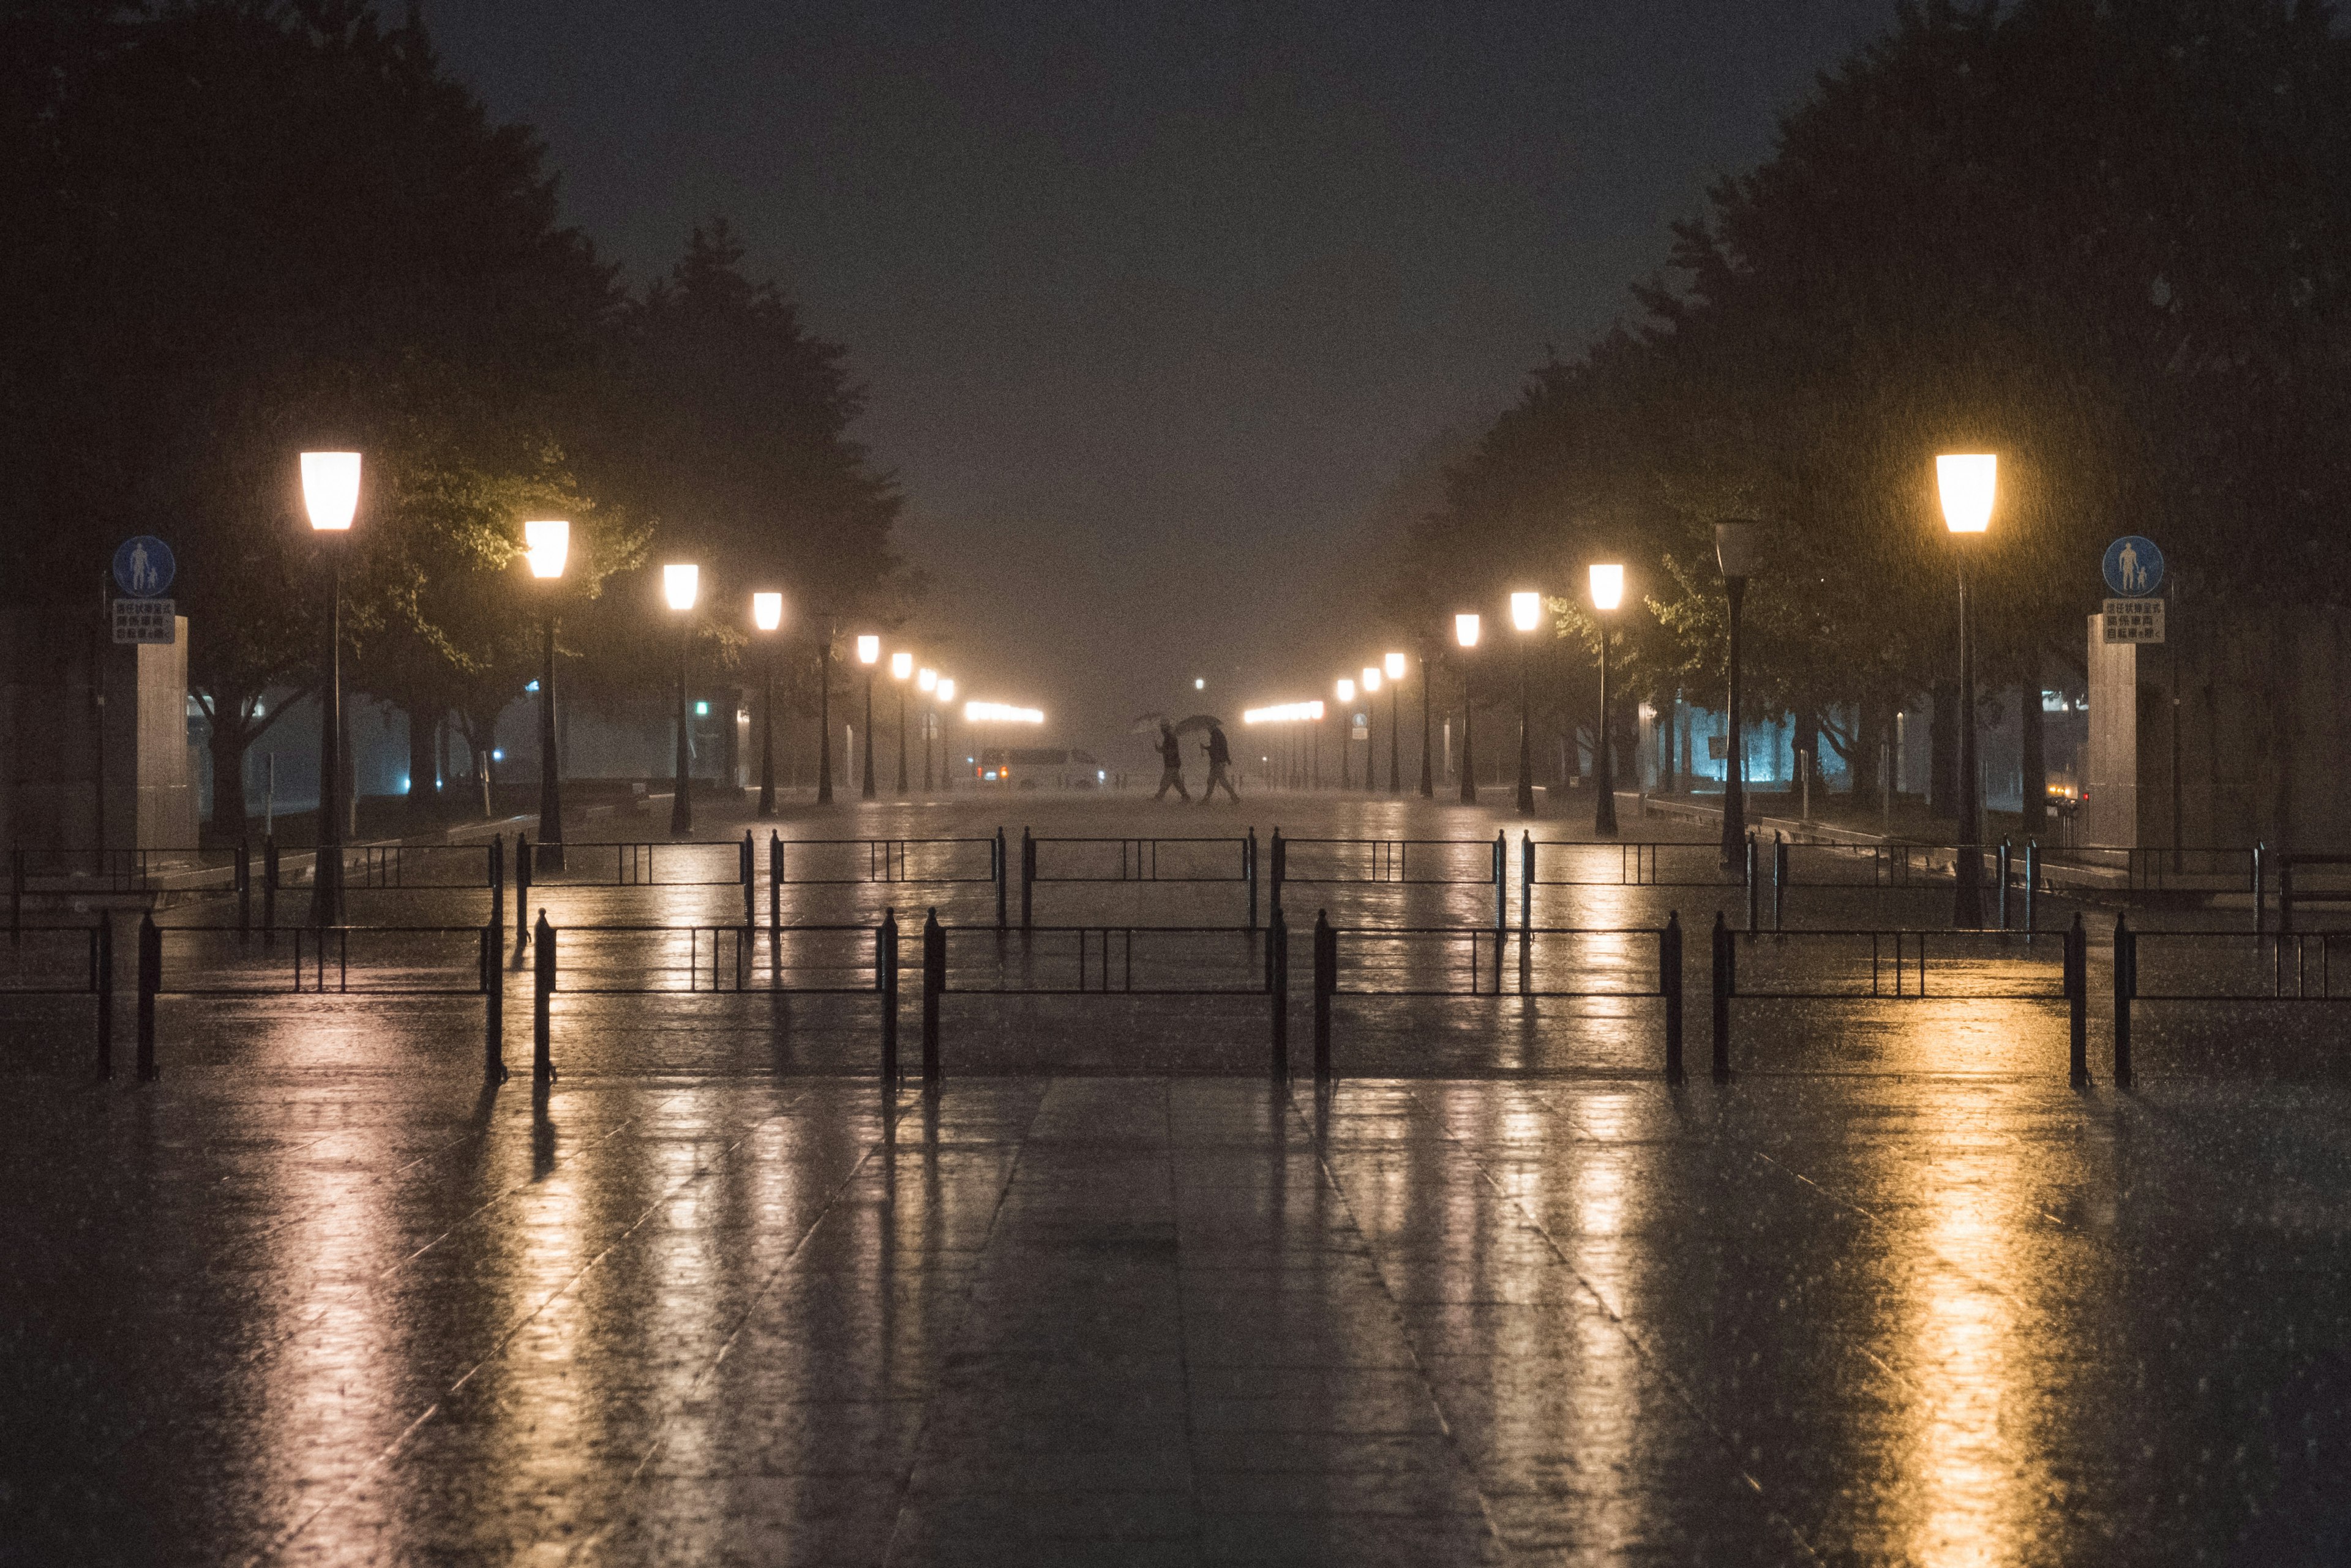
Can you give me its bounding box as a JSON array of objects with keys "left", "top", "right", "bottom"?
[
  {"left": 1130, "top": 711, "right": 1170, "bottom": 735},
  {"left": 1172, "top": 713, "right": 1223, "bottom": 736}
]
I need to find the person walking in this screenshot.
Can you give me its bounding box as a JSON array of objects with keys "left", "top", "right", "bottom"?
[
  {"left": 1153, "top": 721, "right": 1191, "bottom": 802},
  {"left": 1200, "top": 721, "right": 1241, "bottom": 804}
]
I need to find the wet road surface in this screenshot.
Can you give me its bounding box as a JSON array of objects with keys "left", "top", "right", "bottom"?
[{"left": 5, "top": 792, "right": 2348, "bottom": 1563}]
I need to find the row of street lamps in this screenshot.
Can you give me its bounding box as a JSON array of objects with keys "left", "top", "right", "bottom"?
[
  {"left": 294, "top": 452, "right": 969, "bottom": 913},
  {"left": 1291, "top": 449, "right": 1995, "bottom": 920}
]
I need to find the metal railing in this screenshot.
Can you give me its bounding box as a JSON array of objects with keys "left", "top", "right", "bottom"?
[
  {"left": 1019, "top": 830, "right": 1258, "bottom": 931},
  {"left": 1272, "top": 832, "right": 1505, "bottom": 938},
  {"left": 1523, "top": 839, "right": 1742, "bottom": 890},
  {"left": 0, "top": 920, "right": 115, "bottom": 1076},
  {"left": 2111, "top": 916, "right": 2351, "bottom": 1087},
  {"left": 1708, "top": 912, "right": 2090, "bottom": 1084},
  {"left": 1310, "top": 912, "right": 1686, "bottom": 1080}
]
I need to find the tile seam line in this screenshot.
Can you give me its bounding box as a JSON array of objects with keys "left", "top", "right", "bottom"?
[
  {"left": 245, "top": 1081, "right": 822, "bottom": 1567},
  {"left": 1404, "top": 1080, "right": 1831, "bottom": 1568},
  {"left": 879, "top": 1080, "right": 1044, "bottom": 1568},
  {"left": 1291, "top": 1079, "right": 1519, "bottom": 1565}
]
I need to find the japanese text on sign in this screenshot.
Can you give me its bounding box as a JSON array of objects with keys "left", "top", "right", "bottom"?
[{"left": 2102, "top": 597, "right": 2164, "bottom": 644}]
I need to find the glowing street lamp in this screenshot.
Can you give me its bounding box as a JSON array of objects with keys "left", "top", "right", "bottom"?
[
  {"left": 918, "top": 666, "right": 939, "bottom": 791},
  {"left": 1715, "top": 519, "right": 1764, "bottom": 866},
  {"left": 300, "top": 451, "right": 361, "bottom": 924},
  {"left": 1589, "top": 564, "right": 1625, "bottom": 838},
  {"left": 525, "top": 520, "right": 570, "bottom": 868},
  {"left": 752, "top": 591, "right": 784, "bottom": 817},
  {"left": 1455, "top": 613, "right": 1480, "bottom": 803},
  {"left": 1383, "top": 651, "right": 1406, "bottom": 794},
  {"left": 664, "top": 564, "right": 699, "bottom": 835},
  {"left": 1335, "top": 677, "right": 1357, "bottom": 790},
  {"left": 1938, "top": 453, "right": 1998, "bottom": 925},
  {"left": 1510, "top": 591, "right": 1542, "bottom": 814},
  {"left": 890, "top": 649, "right": 913, "bottom": 794},
  {"left": 857, "top": 634, "right": 880, "bottom": 800}
]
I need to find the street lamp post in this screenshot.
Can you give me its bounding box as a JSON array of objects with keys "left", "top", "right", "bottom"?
[
  {"left": 1384, "top": 651, "right": 1405, "bottom": 793},
  {"left": 300, "top": 451, "right": 360, "bottom": 926},
  {"left": 664, "top": 564, "right": 699, "bottom": 836},
  {"left": 918, "top": 667, "right": 938, "bottom": 790},
  {"left": 890, "top": 650, "right": 912, "bottom": 793},
  {"left": 525, "top": 520, "right": 569, "bottom": 869},
  {"left": 753, "top": 592, "right": 784, "bottom": 817},
  {"left": 1360, "top": 667, "right": 1382, "bottom": 793},
  {"left": 857, "top": 635, "right": 880, "bottom": 800},
  {"left": 1418, "top": 647, "right": 1434, "bottom": 797},
  {"left": 937, "top": 677, "right": 956, "bottom": 789},
  {"left": 1510, "top": 591, "right": 1541, "bottom": 814},
  {"left": 1589, "top": 565, "right": 1624, "bottom": 838},
  {"left": 816, "top": 628, "right": 836, "bottom": 805},
  {"left": 1335, "top": 679, "right": 1355, "bottom": 789},
  {"left": 1938, "top": 454, "right": 1997, "bottom": 927},
  {"left": 1715, "top": 520, "right": 1763, "bottom": 867},
  {"left": 1455, "top": 613, "right": 1480, "bottom": 804}
]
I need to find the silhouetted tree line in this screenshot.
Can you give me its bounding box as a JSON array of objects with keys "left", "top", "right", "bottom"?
[
  {"left": 0, "top": 1, "right": 905, "bottom": 829},
  {"left": 1391, "top": 0, "right": 2351, "bottom": 832}
]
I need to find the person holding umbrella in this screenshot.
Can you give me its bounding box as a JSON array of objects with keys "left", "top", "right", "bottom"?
[
  {"left": 1200, "top": 719, "right": 1240, "bottom": 804},
  {"left": 1153, "top": 719, "right": 1191, "bottom": 802}
]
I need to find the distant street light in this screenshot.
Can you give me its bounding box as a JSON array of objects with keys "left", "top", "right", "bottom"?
[
  {"left": 1361, "top": 666, "right": 1382, "bottom": 793},
  {"left": 1715, "top": 520, "right": 1763, "bottom": 866},
  {"left": 1589, "top": 564, "right": 1624, "bottom": 838},
  {"left": 891, "top": 650, "right": 913, "bottom": 793},
  {"left": 525, "top": 519, "right": 569, "bottom": 869},
  {"left": 1335, "top": 677, "right": 1357, "bottom": 790},
  {"left": 664, "top": 564, "right": 700, "bottom": 836},
  {"left": 857, "top": 634, "right": 880, "bottom": 800},
  {"left": 1384, "top": 651, "right": 1406, "bottom": 793},
  {"left": 1455, "top": 613, "right": 1480, "bottom": 804},
  {"left": 1510, "top": 591, "right": 1542, "bottom": 814},
  {"left": 300, "top": 451, "right": 360, "bottom": 925},
  {"left": 918, "top": 666, "right": 938, "bottom": 791},
  {"left": 752, "top": 591, "right": 784, "bottom": 817},
  {"left": 1938, "top": 452, "right": 1997, "bottom": 926}
]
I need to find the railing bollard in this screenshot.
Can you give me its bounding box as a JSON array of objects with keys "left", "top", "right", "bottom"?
[
  {"left": 1520, "top": 831, "right": 1535, "bottom": 940},
  {"left": 921, "top": 908, "right": 943, "bottom": 1082},
  {"left": 994, "top": 827, "right": 1008, "bottom": 929},
  {"left": 1744, "top": 835, "right": 1760, "bottom": 937},
  {"left": 1996, "top": 838, "right": 2012, "bottom": 931},
  {"left": 2025, "top": 839, "right": 2040, "bottom": 942},
  {"left": 1021, "top": 828, "right": 1035, "bottom": 931},
  {"left": 2066, "top": 912, "right": 2087, "bottom": 1087},
  {"left": 1312, "top": 910, "right": 1334, "bottom": 1079},
  {"left": 532, "top": 911, "right": 555, "bottom": 1082},
  {"left": 1772, "top": 832, "right": 1787, "bottom": 931},
  {"left": 236, "top": 839, "right": 252, "bottom": 935},
  {"left": 741, "top": 830, "right": 755, "bottom": 928},
  {"left": 1491, "top": 833, "right": 1506, "bottom": 991},
  {"left": 2112, "top": 914, "right": 2134, "bottom": 1089},
  {"left": 96, "top": 917, "right": 114, "bottom": 1079},
  {"left": 768, "top": 831, "right": 783, "bottom": 934},
  {"left": 2252, "top": 841, "right": 2267, "bottom": 942},
  {"left": 1268, "top": 905, "right": 1289, "bottom": 1075},
  {"left": 136, "top": 912, "right": 160, "bottom": 1081},
  {"left": 879, "top": 910, "right": 900, "bottom": 1081},
  {"left": 1271, "top": 828, "right": 1287, "bottom": 915},
  {"left": 482, "top": 922, "right": 506, "bottom": 1082},
  {"left": 1662, "top": 911, "right": 1684, "bottom": 1084},
  {"left": 516, "top": 834, "right": 532, "bottom": 948},
  {"left": 490, "top": 835, "right": 506, "bottom": 948},
  {"left": 263, "top": 836, "right": 280, "bottom": 939},
  {"left": 1246, "top": 828, "right": 1258, "bottom": 933},
  {"left": 1711, "top": 912, "right": 1732, "bottom": 1081}
]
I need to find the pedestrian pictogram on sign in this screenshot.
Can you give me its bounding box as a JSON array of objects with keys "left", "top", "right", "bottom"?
[{"left": 112, "top": 536, "right": 175, "bottom": 598}]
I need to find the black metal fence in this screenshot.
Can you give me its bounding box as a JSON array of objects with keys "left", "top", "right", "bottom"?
[
  {"left": 0, "top": 921, "right": 114, "bottom": 1075},
  {"left": 1021, "top": 831, "right": 1258, "bottom": 930},
  {"left": 2111, "top": 917, "right": 2351, "bottom": 1087}
]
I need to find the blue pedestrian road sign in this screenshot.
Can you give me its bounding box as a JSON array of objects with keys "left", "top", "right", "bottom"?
[
  {"left": 113, "top": 536, "right": 175, "bottom": 598},
  {"left": 2102, "top": 535, "right": 2162, "bottom": 598}
]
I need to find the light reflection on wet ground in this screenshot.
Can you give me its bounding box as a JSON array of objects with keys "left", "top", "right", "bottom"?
[{"left": 5, "top": 796, "right": 2350, "bottom": 1562}]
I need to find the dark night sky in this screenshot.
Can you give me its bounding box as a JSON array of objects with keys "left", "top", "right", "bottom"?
[{"left": 427, "top": 0, "right": 1896, "bottom": 754}]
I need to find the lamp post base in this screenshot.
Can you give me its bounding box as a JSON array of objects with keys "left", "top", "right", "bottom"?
[{"left": 534, "top": 841, "right": 567, "bottom": 873}]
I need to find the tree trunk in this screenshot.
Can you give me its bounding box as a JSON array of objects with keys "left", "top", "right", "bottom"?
[
  {"left": 208, "top": 721, "right": 252, "bottom": 842},
  {"left": 1793, "top": 709, "right": 1820, "bottom": 798},
  {"left": 403, "top": 701, "right": 441, "bottom": 826},
  {"left": 1850, "top": 698, "right": 1883, "bottom": 808},
  {"left": 1658, "top": 692, "right": 1678, "bottom": 795},
  {"left": 2019, "top": 680, "right": 2048, "bottom": 839}
]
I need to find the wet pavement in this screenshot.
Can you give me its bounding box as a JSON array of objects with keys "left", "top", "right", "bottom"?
[{"left": 5, "top": 792, "right": 2349, "bottom": 1563}]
